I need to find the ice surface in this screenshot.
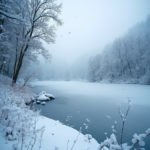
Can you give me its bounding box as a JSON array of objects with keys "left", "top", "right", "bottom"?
[{"left": 32, "top": 81, "right": 150, "bottom": 105}]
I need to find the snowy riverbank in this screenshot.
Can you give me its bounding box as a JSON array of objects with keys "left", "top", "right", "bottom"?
[
  {"left": 0, "top": 76, "right": 150, "bottom": 150},
  {"left": 0, "top": 76, "right": 99, "bottom": 150},
  {"left": 0, "top": 116, "right": 99, "bottom": 150}
]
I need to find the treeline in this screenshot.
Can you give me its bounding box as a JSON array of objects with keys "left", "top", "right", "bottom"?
[
  {"left": 88, "top": 17, "right": 150, "bottom": 84},
  {"left": 0, "top": 0, "right": 61, "bottom": 84}
]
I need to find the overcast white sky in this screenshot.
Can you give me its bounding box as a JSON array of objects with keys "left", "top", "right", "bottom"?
[{"left": 46, "top": 0, "right": 150, "bottom": 65}]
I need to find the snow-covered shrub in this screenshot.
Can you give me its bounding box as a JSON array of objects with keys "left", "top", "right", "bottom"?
[
  {"left": 99, "top": 101, "right": 150, "bottom": 150},
  {"left": 0, "top": 79, "right": 44, "bottom": 150},
  {"left": 99, "top": 129, "right": 150, "bottom": 150}
]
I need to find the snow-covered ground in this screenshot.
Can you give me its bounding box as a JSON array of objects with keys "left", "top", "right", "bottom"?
[
  {"left": 0, "top": 76, "right": 99, "bottom": 150},
  {"left": 0, "top": 116, "right": 99, "bottom": 150},
  {"left": 33, "top": 116, "right": 98, "bottom": 150},
  {"left": 31, "top": 80, "right": 150, "bottom": 149},
  {"left": 0, "top": 77, "right": 150, "bottom": 150}
]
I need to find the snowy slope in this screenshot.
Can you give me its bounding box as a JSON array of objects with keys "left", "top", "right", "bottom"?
[
  {"left": 0, "top": 76, "right": 99, "bottom": 150},
  {"left": 36, "top": 116, "right": 99, "bottom": 150},
  {"left": 0, "top": 116, "right": 99, "bottom": 150}
]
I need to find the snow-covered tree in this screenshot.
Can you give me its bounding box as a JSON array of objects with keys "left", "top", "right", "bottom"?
[
  {"left": 88, "top": 16, "right": 150, "bottom": 84},
  {"left": 0, "top": 0, "right": 62, "bottom": 83}
]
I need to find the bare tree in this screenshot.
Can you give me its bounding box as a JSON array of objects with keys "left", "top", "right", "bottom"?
[
  {"left": 12, "top": 0, "right": 62, "bottom": 84},
  {"left": 119, "top": 99, "right": 131, "bottom": 147}
]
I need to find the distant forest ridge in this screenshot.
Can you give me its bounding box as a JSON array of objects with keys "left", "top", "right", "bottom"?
[{"left": 88, "top": 16, "right": 150, "bottom": 84}]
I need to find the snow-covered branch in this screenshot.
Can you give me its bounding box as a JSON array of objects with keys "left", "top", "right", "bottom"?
[{"left": 0, "top": 9, "right": 24, "bottom": 22}]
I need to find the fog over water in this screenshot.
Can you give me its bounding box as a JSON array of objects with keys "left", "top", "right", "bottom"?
[
  {"left": 40, "top": 0, "right": 150, "bottom": 80},
  {"left": 1, "top": 0, "right": 150, "bottom": 149}
]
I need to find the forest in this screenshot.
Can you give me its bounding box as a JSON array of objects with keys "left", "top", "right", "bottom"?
[
  {"left": 0, "top": 0, "right": 61, "bottom": 84},
  {"left": 88, "top": 17, "right": 150, "bottom": 84},
  {"left": 0, "top": 0, "right": 150, "bottom": 150}
]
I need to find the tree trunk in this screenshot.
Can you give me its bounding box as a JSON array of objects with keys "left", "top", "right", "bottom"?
[
  {"left": 12, "top": 54, "right": 24, "bottom": 84},
  {"left": 12, "top": 45, "right": 28, "bottom": 84}
]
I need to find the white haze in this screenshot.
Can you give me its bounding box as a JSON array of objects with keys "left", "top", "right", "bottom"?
[{"left": 40, "top": 0, "right": 150, "bottom": 80}]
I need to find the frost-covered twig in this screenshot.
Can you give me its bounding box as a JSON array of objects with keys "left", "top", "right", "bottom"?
[
  {"left": 69, "top": 127, "right": 82, "bottom": 150},
  {"left": 67, "top": 140, "right": 70, "bottom": 150},
  {"left": 99, "top": 134, "right": 121, "bottom": 150},
  {"left": 119, "top": 99, "right": 131, "bottom": 146},
  {"left": 0, "top": 81, "right": 44, "bottom": 150},
  {"left": 99, "top": 100, "right": 150, "bottom": 150},
  {"left": 130, "top": 128, "right": 150, "bottom": 150},
  {"left": 70, "top": 132, "right": 80, "bottom": 150},
  {"left": 38, "top": 126, "right": 45, "bottom": 150}
]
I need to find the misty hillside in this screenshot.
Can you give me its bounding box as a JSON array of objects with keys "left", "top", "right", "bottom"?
[
  {"left": 88, "top": 17, "right": 150, "bottom": 84},
  {"left": 1, "top": 0, "right": 150, "bottom": 150}
]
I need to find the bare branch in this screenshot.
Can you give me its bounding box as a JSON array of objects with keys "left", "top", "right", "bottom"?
[{"left": 0, "top": 10, "right": 24, "bottom": 22}]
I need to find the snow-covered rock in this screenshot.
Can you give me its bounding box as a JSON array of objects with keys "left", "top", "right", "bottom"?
[
  {"left": 45, "top": 93, "right": 55, "bottom": 99},
  {"left": 41, "top": 101, "right": 46, "bottom": 105},
  {"left": 36, "top": 91, "right": 55, "bottom": 102},
  {"left": 36, "top": 100, "right": 41, "bottom": 104},
  {"left": 37, "top": 94, "right": 50, "bottom": 101}
]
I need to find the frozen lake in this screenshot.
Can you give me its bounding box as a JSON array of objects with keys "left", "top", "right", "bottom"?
[{"left": 31, "top": 81, "right": 150, "bottom": 147}]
